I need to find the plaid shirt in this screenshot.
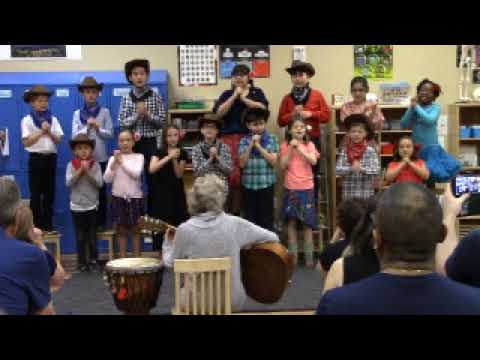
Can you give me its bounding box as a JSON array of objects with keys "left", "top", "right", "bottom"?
[
  {"left": 192, "top": 140, "right": 232, "bottom": 191},
  {"left": 336, "top": 146, "right": 380, "bottom": 200},
  {"left": 118, "top": 89, "right": 167, "bottom": 138},
  {"left": 238, "top": 133, "right": 279, "bottom": 190}
]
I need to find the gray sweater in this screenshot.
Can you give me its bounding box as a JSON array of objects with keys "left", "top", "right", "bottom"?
[
  {"left": 66, "top": 162, "right": 104, "bottom": 211},
  {"left": 162, "top": 212, "right": 280, "bottom": 311}
]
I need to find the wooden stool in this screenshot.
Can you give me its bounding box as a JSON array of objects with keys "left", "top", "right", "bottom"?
[
  {"left": 42, "top": 232, "right": 61, "bottom": 262},
  {"left": 97, "top": 230, "right": 115, "bottom": 260}
]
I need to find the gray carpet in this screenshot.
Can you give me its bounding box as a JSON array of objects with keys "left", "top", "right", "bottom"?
[{"left": 53, "top": 266, "right": 325, "bottom": 315}]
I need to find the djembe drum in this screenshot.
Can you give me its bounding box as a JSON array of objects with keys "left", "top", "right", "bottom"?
[{"left": 104, "top": 258, "right": 164, "bottom": 315}]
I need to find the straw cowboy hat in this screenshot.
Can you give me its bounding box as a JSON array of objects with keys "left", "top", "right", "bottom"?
[
  {"left": 69, "top": 134, "right": 96, "bottom": 150},
  {"left": 23, "top": 85, "right": 53, "bottom": 103},
  {"left": 78, "top": 76, "right": 104, "bottom": 92},
  {"left": 285, "top": 60, "right": 316, "bottom": 77},
  {"left": 125, "top": 59, "right": 150, "bottom": 83}
]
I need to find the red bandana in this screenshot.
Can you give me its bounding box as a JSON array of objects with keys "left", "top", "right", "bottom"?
[
  {"left": 72, "top": 157, "right": 94, "bottom": 170},
  {"left": 346, "top": 138, "right": 368, "bottom": 164}
]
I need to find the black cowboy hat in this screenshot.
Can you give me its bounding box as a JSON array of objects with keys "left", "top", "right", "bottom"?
[
  {"left": 198, "top": 114, "right": 222, "bottom": 130},
  {"left": 285, "top": 60, "right": 315, "bottom": 77},
  {"left": 69, "top": 134, "right": 96, "bottom": 150},
  {"left": 125, "top": 59, "right": 150, "bottom": 83},
  {"left": 78, "top": 76, "right": 104, "bottom": 92},
  {"left": 23, "top": 85, "right": 53, "bottom": 103}
]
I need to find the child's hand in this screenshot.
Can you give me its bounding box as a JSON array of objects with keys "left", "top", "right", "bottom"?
[
  {"left": 81, "top": 160, "right": 90, "bottom": 172},
  {"left": 209, "top": 146, "right": 218, "bottom": 160},
  {"left": 87, "top": 118, "right": 98, "bottom": 129},
  {"left": 252, "top": 134, "right": 262, "bottom": 146},
  {"left": 0, "top": 130, "right": 5, "bottom": 141},
  {"left": 410, "top": 97, "right": 417, "bottom": 108},
  {"left": 402, "top": 157, "right": 411, "bottom": 164},
  {"left": 352, "top": 160, "right": 361, "bottom": 173},
  {"left": 168, "top": 148, "right": 181, "bottom": 160},
  {"left": 234, "top": 87, "right": 243, "bottom": 98},
  {"left": 41, "top": 121, "right": 50, "bottom": 133},
  {"left": 114, "top": 150, "right": 122, "bottom": 164},
  {"left": 294, "top": 105, "right": 303, "bottom": 113},
  {"left": 136, "top": 102, "right": 146, "bottom": 115},
  {"left": 134, "top": 132, "right": 142, "bottom": 142},
  {"left": 165, "top": 226, "right": 176, "bottom": 242},
  {"left": 300, "top": 110, "right": 312, "bottom": 119},
  {"left": 289, "top": 139, "right": 299, "bottom": 148},
  {"left": 240, "top": 88, "right": 250, "bottom": 100}
]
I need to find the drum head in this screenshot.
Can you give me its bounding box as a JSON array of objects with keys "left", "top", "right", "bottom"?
[{"left": 105, "top": 258, "right": 163, "bottom": 273}]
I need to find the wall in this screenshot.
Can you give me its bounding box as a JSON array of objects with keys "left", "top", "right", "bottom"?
[{"left": 0, "top": 45, "right": 459, "bottom": 137}]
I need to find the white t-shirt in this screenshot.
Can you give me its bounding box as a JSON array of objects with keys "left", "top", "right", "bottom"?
[{"left": 21, "top": 115, "right": 64, "bottom": 154}]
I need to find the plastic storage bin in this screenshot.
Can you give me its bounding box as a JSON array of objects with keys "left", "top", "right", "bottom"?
[
  {"left": 460, "top": 126, "right": 473, "bottom": 139},
  {"left": 472, "top": 126, "right": 480, "bottom": 138}
]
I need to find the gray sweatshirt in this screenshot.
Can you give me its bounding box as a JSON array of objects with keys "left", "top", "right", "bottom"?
[
  {"left": 162, "top": 212, "right": 279, "bottom": 311},
  {"left": 65, "top": 162, "right": 104, "bottom": 211}
]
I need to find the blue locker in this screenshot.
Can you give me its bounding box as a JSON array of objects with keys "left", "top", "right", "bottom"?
[{"left": 0, "top": 71, "right": 168, "bottom": 255}]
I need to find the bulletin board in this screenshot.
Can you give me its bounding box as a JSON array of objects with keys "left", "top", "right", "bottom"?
[
  {"left": 219, "top": 45, "right": 270, "bottom": 79},
  {"left": 354, "top": 45, "right": 393, "bottom": 80},
  {"left": 178, "top": 45, "right": 218, "bottom": 87}
]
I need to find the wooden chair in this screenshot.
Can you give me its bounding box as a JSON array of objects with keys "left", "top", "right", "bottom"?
[
  {"left": 96, "top": 230, "right": 115, "bottom": 260},
  {"left": 172, "top": 257, "right": 232, "bottom": 315},
  {"left": 42, "top": 232, "right": 61, "bottom": 262}
]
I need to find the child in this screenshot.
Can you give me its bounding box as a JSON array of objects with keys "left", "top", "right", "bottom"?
[
  {"left": 385, "top": 136, "right": 429, "bottom": 184},
  {"left": 72, "top": 76, "right": 113, "bottom": 230},
  {"left": 66, "top": 134, "right": 104, "bottom": 271},
  {"left": 104, "top": 130, "right": 145, "bottom": 258},
  {"left": 239, "top": 108, "right": 279, "bottom": 231},
  {"left": 119, "top": 59, "right": 167, "bottom": 216},
  {"left": 278, "top": 61, "right": 331, "bottom": 208},
  {"left": 192, "top": 116, "right": 232, "bottom": 193},
  {"left": 280, "top": 118, "right": 320, "bottom": 268},
  {"left": 336, "top": 114, "right": 380, "bottom": 200},
  {"left": 148, "top": 124, "right": 189, "bottom": 251},
  {"left": 340, "top": 76, "right": 384, "bottom": 131},
  {"left": 21, "top": 85, "right": 64, "bottom": 232}
]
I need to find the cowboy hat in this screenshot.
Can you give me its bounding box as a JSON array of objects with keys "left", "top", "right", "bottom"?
[
  {"left": 23, "top": 85, "right": 53, "bottom": 103},
  {"left": 78, "top": 76, "right": 104, "bottom": 92},
  {"left": 125, "top": 59, "right": 150, "bottom": 83},
  {"left": 69, "top": 134, "right": 96, "bottom": 150},
  {"left": 285, "top": 60, "right": 315, "bottom": 77},
  {"left": 198, "top": 114, "right": 222, "bottom": 130}
]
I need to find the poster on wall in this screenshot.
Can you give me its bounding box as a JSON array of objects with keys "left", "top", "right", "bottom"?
[
  {"left": 178, "top": 45, "right": 218, "bottom": 87},
  {"left": 0, "top": 45, "right": 82, "bottom": 60},
  {"left": 219, "top": 45, "right": 270, "bottom": 79},
  {"left": 353, "top": 45, "right": 393, "bottom": 80}
]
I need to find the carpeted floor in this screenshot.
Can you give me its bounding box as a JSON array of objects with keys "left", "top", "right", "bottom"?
[{"left": 53, "top": 266, "right": 325, "bottom": 315}]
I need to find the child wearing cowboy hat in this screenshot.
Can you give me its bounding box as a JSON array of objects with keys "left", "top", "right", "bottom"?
[
  {"left": 336, "top": 114, "right": 380, "bottom": 200},
  {"left": 72, "top": 76, "right": 113, "bottom": 230},
  {"left": 21, "top": 85, "right": 64, "bottom": 233},
  {"left": 119, "top": 59, "right": 167, "bottom": 216},
  {"left": 66, "top": 134, "right": 104, "bottom": 272}
]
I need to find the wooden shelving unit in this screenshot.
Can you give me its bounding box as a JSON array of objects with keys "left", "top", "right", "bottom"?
[{"left": 328, "top": 104, "right": 410, "bottom": 229}]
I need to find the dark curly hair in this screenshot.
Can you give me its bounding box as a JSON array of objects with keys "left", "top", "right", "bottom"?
[
  {"left": 336, "top": 199, "right": 367, "bottom": 239},
  {"left": 416, "top": 78, "right": 441, "bottom": 99},
  {"left": 350, "top": 194, "right": 381, "bottom": 256},
  {"left": 350, "top": 76, "right": 369, "bottom": 92}
]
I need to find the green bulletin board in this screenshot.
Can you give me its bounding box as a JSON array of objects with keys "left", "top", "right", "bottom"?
[{"left": 354, "top": 45, "right": 393, "bottom": 80}]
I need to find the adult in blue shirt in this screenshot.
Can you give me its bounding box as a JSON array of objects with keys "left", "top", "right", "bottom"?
[
  {"left": 317, "top": 182, "right": 480, "bottom": 315},
  {"left": 0, "top": 177, "right": 54, "bottom": 315},
  {"left": 214, "top": 64, "right": 269, "bottom": 215}
]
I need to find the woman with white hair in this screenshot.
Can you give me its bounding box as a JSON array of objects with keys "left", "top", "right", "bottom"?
[{"left": 162, "top": 174, "right": 279, "bottom": 312}]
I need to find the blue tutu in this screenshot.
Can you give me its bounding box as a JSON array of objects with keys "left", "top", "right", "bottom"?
[{"left": 419, "top": 144, "right": 461, "bottom": 183}]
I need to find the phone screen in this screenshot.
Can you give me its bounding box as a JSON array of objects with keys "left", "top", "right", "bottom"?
[{"left": 452, "top": 175, "right": 480, "bottom": 197}]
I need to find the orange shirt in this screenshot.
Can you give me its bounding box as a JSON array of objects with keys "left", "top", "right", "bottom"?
[{"left": 280, "top": 142, "right": 320, "bottom": 190}]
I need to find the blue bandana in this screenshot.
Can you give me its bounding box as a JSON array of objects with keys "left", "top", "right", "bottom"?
[
  {"left": 79, "top": 103, "right": 101, "bottom": 125},
  {"left": 250, "top": 131, "right": 270, "bottom": 157},
  {"left": 30, "top": 110, "right": 52, "bottom": 129}
]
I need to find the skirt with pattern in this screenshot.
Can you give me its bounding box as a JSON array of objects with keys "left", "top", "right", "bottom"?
[
  {"left": 111, "top": 196, "right": 145, "bottom": 227},
  {"left": 281, "top": 189, "right": 317, "bottom": 230}
]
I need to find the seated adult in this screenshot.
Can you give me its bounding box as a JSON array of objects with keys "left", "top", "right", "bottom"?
[
  {"left": 317, "top": 199, "right": 366, "bottom": 274},
  {"left": 436, "top": 184, "right": 479, "bottom": 287},
  {"left": 322, "top": 196, "right": 380, "bottom": 293},
  {"left": 317, "top": 183, "right": 480, "bottom": 315},
  {"left": 162, "top": 174, "right": 280, "bottom": 312},
  {"left": 0, "top": 177, "right": 54, "bottom": 315},
  {"left": 14, "top": 204, "right": 66, "bottom": 291}
]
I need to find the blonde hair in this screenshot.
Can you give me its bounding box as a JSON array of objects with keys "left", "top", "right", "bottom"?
[
  {"left": 14, "top": 204, "right": 34, "bottom": 243},
  {"left": 188, "top": 175, "right": 227, "bottom": 216}
]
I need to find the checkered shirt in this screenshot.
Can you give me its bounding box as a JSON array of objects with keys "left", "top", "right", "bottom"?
[
  {"left": 239, "top": 133, "right": 279, "bottom": 190},
  {"left": 192, "top": 141, "right": 232, "bottom": 192},
  {"left": 336, "top": 146, "right": 380, "bottom": 200},
  {"left": 118, "top": 90, "right": 167, "bottom": 138}
]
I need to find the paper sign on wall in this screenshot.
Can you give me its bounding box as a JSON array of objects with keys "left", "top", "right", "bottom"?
[
  {"left": 113, "top": 88, "right": 131, "bottom": 97},
  {"left": 0, "top": 90, "right": 12, "bottom": 98},
  {"left": 56, "top": 89, "right": 69, "bottom": 97}
]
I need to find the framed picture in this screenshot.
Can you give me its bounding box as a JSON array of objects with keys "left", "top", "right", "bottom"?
[{"left": 178, "top": 45, "right": 218, "bottom": 87}]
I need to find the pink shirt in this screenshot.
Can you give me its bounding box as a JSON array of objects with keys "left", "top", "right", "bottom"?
[
  {"left": 340, "top": 101, "right": 385, "bottom": 130},
  {"left": 103, "top": 153, "right": 144, "bottom": 199},
  {"left": 280, "top": 142, "right": 319, "bottom": 190}
]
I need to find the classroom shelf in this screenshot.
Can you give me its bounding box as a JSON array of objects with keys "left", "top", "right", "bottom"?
[
  {"left": 460, "top": 138, "right": 480, "bottom": 142},
  {"left": 168, "top": 107, "right": 213, "bottom": 114}
]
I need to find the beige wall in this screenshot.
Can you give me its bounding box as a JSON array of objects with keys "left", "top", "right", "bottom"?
[{"left": 0, "top": 45, "right": 459, "bottom": 136}]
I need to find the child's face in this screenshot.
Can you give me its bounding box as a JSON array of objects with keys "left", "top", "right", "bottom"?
[
  {"left": 398, "top": 138, "right": 414, "bottom": 159},
  {"left": 200, "top": 123, "right": 219, "bottom": 142},
  {"left": 74, "top": 144, "right": 93, "bottom": 160},
  {"left": 118, "top": 132, "right": 134, "bottom": 153},
  {"left": 246, "top": 119, "right": 266, "bottom": 135},
  {"left": 82, "top": 88, "right": 100, "bottom": 104},
  {"left": 291, "top": 72, "right": 309, "bottom": 87},
  {"left": 418, "top": 83, "right": 434, "bottom": 105},
  {"left": 348, "top": 124, "right": 367, "bottom": 144},
  {"left": 30, "top": 95, "right": 49, "bottom": 112},
  {"left": 290, "top": 121, "right": 307, "bottom": 140},
  {"left": 351, "top": 82, "right": 367, "bottom": 103},
  {"left": 166, "top": 128, "right": 180, "bottom": 147},
  {"left": 128, "top": 66, "right": 149, "bottom": 88}
]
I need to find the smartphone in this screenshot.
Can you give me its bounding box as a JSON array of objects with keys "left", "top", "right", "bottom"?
[{"left": 451, "top": 174, "right": 480, "bottom": 197}]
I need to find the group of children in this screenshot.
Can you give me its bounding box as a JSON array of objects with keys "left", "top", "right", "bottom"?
[{"left": 18, "top": 56, "right": 453, "bottom": 271}]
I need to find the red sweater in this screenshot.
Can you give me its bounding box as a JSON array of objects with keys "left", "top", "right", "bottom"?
[{"left": 277, "top": 89, "right": 331, "bottom": 138}]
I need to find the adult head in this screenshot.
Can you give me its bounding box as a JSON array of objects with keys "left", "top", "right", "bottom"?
[
  {"left": 0, "top": 177, "right": 21, "bottom": 230},
  {"left": 350, "top": 194, "right": 380, "bottom": 256},
  {"left": 336, "top": 198, "right": 367, "bottom": 240},
  {"left": 374, "top": 183, "right": 444, "bottom": 267},
  {"left": 188, "top": 174, "right": 227, "bottom": 216}
]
